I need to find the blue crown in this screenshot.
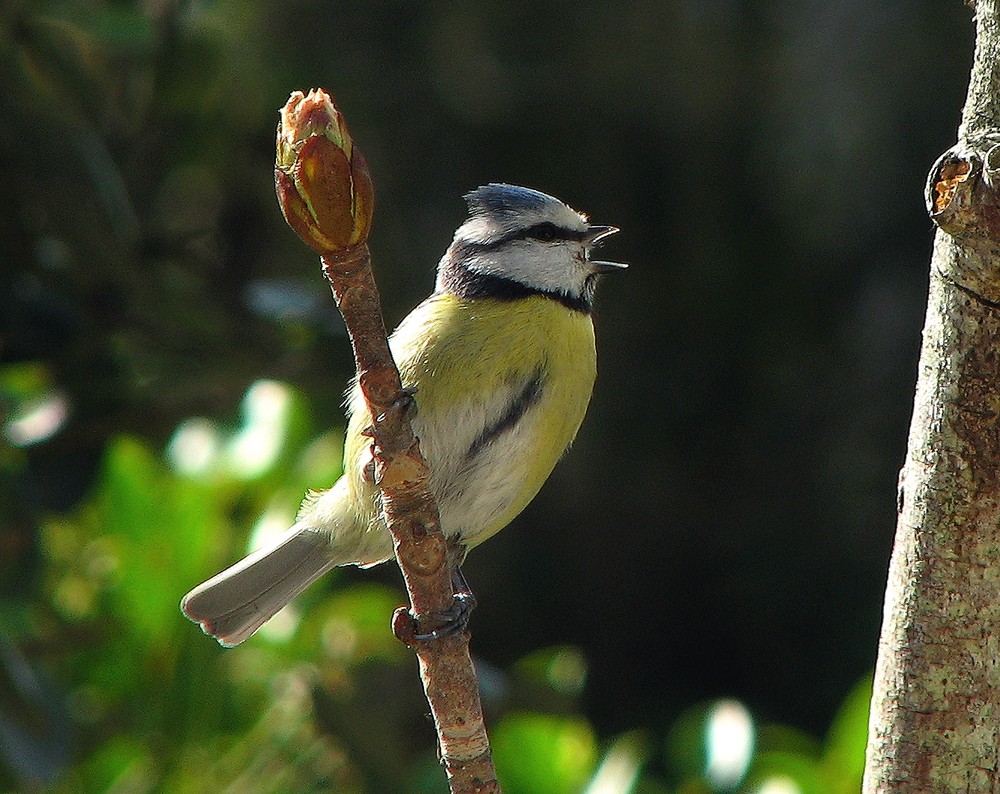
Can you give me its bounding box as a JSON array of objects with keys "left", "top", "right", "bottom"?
[{"left": 463, "top": 183, "right": 557, "bottom": 217}]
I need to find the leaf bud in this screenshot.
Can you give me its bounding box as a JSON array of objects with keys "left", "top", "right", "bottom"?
[{"left": 274, "top": 89, "right": 374, "bottom": 254}]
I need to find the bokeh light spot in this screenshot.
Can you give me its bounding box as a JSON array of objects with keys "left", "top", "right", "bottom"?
[
  {"left": 705, "top": 698, "right": 754, "bottom": 789},
  {"left": 4, "top": 391, "right": 69, "bottom": 446}
]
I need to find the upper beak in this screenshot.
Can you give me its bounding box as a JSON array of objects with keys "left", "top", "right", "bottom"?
[
  {"left": 585, "top": 225, "right": 619, "bottom": 245},
  {"left": 585, "top": 225, "right": 627, "bottom": 273}
]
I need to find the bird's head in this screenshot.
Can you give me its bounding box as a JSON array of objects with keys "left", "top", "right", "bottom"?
[{"left": 436, "top": 184, "right": 625, "bottom": 311}]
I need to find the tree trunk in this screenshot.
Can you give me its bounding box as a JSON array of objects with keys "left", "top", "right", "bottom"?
[{"left": 864, "top": 1, "right": 1000, "bottom": 790}]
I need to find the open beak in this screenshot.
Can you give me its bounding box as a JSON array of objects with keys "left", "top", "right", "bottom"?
[{"left": 585, "top": 225, "right": 627, "bottom": 273}]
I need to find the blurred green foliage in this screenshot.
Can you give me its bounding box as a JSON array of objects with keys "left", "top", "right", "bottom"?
[{"left": 1, "top": 375, "right": 868, "bottom": 792}]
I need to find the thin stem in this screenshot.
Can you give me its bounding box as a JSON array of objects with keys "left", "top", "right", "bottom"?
[{"left": 319, "top": 247, "right": 500, "bottom": 793}]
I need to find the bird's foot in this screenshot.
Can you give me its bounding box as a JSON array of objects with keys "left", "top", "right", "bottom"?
[
  {"left": 412, "top": 589, "right": 478, "bottom": 641},
  {"left": 391, "top": 565, "right": 477, "bottom": 644},
  {"left": 362, "top": 387, "right": 418, "bottom": 439}
]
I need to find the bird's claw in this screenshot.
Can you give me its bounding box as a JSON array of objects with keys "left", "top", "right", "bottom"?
[
  {"left": 361, "top": 388, "right": 418, "bottom": 485},
  {"left": 390, "top": 386, "right": 418, "bottom": 419},
  {"left": 391, "top": 565, "right": 476, "bottom": 646},
  {"left": 412, "top": 590, "right": 478, "bottom": 642}
]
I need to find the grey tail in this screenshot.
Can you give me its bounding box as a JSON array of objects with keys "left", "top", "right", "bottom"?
[{"left": 180, "top": 523, "right": 335, "bottom": 647}]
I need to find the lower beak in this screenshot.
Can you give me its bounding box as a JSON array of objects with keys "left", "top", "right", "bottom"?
[{"left": 589, "top": 260, "right": 628, "bottom": 274}]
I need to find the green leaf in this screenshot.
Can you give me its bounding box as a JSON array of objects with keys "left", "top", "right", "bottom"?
[
  {"left": 820, "top": 674, "right": 871, "bottom": 793},
  {"left": 493, "top": 711, "right": 598, "bottom": 794},
  {"left": 0, "top": 362, "right": 51, "bottom": 401},
  {"left": 287, "top": 583, "right": 407, "bottom": 665},
  {"left": 514, "top": 645, "right": 588, "bottom": 698},
  {"left": 75, "top": 735, "right": 155, "bottom": 793},
  {"left": 743, "top": 750, "right": 822, "bottom": 794},
  {"left": 97, "top": 436, "right": 223, "bottom": 645}
]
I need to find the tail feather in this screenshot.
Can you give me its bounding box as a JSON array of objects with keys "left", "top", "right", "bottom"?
[{"left": 181, "top": 523, "right": 336, "bottom": 647}]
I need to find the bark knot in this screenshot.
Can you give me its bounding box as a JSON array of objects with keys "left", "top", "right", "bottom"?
[{"left": 928, "top": 137, "right": 1000, "bottom": 243}]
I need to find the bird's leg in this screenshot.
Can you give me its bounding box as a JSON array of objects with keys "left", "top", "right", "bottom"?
[{"left": 412, "top": 564, "right": 478, "bottom": 642}]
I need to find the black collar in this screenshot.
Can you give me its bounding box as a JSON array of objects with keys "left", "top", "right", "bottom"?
[{"left": 437, "top": 260, "right": 593, "bottom": 314}]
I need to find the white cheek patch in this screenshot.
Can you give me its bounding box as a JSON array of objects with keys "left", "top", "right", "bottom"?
[{"left": 466, "top": 244, "right": 590, "bottom": 297}]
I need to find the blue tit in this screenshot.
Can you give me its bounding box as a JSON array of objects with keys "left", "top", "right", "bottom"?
[{"left": 181, "top": 183, "right": 625, "bottom": 646}]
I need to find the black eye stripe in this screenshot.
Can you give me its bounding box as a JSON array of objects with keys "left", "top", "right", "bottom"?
[
  {"left": 523, "top": 222, "right": 587, "bottom": 243},
  {"left": 527, "top": 222, "right": 558, "bottom": 241},
  {"left": 459, "top": 223, "right": 587, "bottom": 253}
]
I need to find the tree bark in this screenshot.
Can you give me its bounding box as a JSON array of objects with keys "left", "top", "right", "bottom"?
[{"left": 864, "top": 1, "right": 1000, "bottom": 790}]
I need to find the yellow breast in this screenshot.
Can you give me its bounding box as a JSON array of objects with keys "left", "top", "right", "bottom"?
[{"left": 344, "top": 292, "right": 597, "bottom": 550}]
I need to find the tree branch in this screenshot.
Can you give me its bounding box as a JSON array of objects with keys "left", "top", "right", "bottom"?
[
  {"left": 274, "top": 89, "right": 500, "bottom": 794},
  {"left": 864, "top": 2, "right": 1000, "bottom": 790}
]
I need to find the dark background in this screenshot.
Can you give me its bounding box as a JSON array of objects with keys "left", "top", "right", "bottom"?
[{"left": 0, "top": 0, "right": 977, "bottom": 788}]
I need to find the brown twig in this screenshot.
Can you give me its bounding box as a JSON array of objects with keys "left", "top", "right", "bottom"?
[{"left": 274, "top": 89, "right": 500, "bottom": 793}]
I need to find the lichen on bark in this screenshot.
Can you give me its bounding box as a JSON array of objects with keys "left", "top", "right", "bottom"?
[{"left": 864, "top": 1, "right": 1000, "bottom": 790}]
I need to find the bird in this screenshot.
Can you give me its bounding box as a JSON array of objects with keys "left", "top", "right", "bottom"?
[{"left": 181, "top": 183, "right": 625, "bottom": 646}]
